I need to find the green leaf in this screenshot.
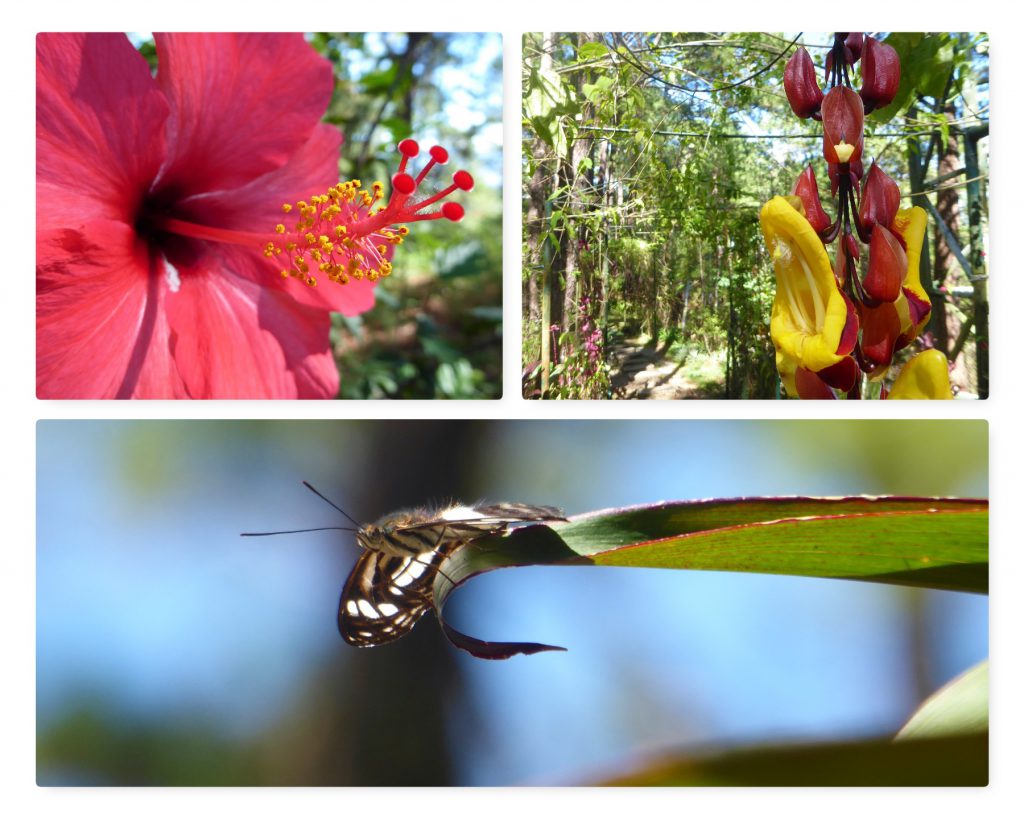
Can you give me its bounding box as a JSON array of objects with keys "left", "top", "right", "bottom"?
[
  {"left": 896, "top": 660, "right": 989, "bottom": 740},
  {"left": 380, "top": 116, "right": 412, "bottom": 143},
  {"left": 582, "top": 75, "right": 613, "bottom": 101},
  {"left": 577, "top": 42, "right": 610, "bottom": 61},
  {"left": 598, "top": 732, "right": 987, "bottom": 786},
  {"left": 431, "top": 496, "right": 987, "bottom": 658}
]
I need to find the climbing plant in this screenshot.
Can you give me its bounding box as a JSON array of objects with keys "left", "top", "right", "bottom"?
[{"left": 521, "top": 32, "right": 987, "bottom": 400}]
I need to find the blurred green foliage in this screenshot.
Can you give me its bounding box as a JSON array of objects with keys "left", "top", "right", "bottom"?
[{"left": 310, "top": 33, "right": 504, "bottom": 399}]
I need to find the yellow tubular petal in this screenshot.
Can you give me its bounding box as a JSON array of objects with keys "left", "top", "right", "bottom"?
[
  {"left": 892, "top": 206, "right": 930, "bottom": 335},
  {"left": 775, "top": 347, "right": 799, "bottom": 397},
  {"left": 761, "top": 196, "right": 847, "bottom": 374},
  {"left": 888, "top": 349, "right": 953, "bottom": 399}
]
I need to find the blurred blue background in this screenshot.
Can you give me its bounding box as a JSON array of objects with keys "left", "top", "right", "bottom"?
[{"left": 36, "top": 420, "right": 988, "bottom": 785}]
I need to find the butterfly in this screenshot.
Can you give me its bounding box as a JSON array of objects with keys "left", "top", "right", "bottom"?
[
  {"left": 340, "top": 500, "right": 567, "bottom": 647},
  {"left": 244, "top": 483, "right": 566, "bottom": 649}
]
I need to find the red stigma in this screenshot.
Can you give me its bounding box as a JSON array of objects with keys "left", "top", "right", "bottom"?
[
  {"left": 392, "top": 172, "right": 417, "bottom": 195},
  {"left": 441, "top": 202, "right": 465, "bottom": 222},
  {"left": 268, "top": 140, "right": 473, "bottom": 288}
]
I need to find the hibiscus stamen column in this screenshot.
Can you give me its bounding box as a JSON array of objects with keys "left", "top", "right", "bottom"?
[
  {"left": 140, "top": 140, "right": 473, "bottom": 291},
  {"left": 271, "top": 139, "right": 473, "bottom": 287}
]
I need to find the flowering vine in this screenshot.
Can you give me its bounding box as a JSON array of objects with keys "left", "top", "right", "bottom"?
[{"left": 762, "top": 33, "right": 953, "bottom": 399}]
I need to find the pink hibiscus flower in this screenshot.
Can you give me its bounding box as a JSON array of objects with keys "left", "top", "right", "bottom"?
[{"left": 36, "top": 33, "right": 471, "bottom": 399}]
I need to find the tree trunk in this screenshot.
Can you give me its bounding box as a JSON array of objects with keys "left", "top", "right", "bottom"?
[
  {"left": 560, "top": 32, "right": 597, "bottom": 338},
  {"left": 931, "top": 104, "right": 962, "bottom": 356}
]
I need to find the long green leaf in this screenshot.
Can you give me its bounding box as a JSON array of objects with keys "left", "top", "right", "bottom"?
[{"left": 432, "top": 496, "right": 987, "bottom": 658}]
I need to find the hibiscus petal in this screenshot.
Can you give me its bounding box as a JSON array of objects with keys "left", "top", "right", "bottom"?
[
  {"left": 36, "top": 33, "right": 168, "bottom": 227},
  {"left": 152, "top": 33, "right": 334, "bottom": 199},
  {"left": 37, "top": 219, "right": 184, "bottom": 398},
  {"left": 161, "top": 266, "right": 340, "bottom": 398}
]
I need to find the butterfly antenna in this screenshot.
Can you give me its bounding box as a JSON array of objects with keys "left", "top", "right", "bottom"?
[
  {"left": 242, "top": 526, "right": 356, "bottom": 537},
  {"left": 302, "top": 481, "right": 362, "bottom": 528}
]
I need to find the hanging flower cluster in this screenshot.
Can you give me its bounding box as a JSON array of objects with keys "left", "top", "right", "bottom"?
[
  {"left": 761, "top": 33, "right": 952, "bottom": 399},
  {"left": 36, "top": 33, "right": 472, "bottom": 399}
]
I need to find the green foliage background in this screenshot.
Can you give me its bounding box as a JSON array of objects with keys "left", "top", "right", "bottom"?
[{"left": 311, "top": 33, "right": 504, "bottom": 399}]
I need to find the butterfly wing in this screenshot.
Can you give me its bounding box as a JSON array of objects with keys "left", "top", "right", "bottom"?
[
  {"left": 401, "top": 503, "right": 567, "bottom": 541},
  {"left": 339, "top": 503, "right": 566, "bottom": 648},
  {"left": 338, "top": 548, "right": 443, "bottom": 647}
]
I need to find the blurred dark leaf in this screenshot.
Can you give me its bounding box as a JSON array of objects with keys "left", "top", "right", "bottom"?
[{"left": 599, "top": 732, "right": 987, "bottom": 786}]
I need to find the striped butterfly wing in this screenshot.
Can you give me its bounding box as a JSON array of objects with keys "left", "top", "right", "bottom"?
[
  {"left": 338, "top": 503, "right": 566, "bottom": 648},
  {"left": 338, "top": 548, "right": 445, "bottom": 647}
]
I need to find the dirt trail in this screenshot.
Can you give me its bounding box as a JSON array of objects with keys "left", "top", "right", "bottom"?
[{"left": 608, "top": 339, "right": 706, "bottom": 399}]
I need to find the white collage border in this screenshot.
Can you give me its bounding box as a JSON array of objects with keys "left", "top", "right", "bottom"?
[{"left": 5, "top": 2, "right": 1016, "bottom": 817}]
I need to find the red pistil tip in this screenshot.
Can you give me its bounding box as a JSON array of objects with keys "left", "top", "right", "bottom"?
[
  {"left": 392, "top": 172, "right": 417, "bottom": 196},
  {"left": 441, "top": 202, "right": 465, "bottom": 222},
  {"left": 266, "top": 140, "right": 471, "bottom": 289}
]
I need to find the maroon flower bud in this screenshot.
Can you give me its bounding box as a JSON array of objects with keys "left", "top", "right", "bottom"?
[
  {"left": 821, "top": 87, "right": 864, "bottom": 165},
  {"left": 864, "top": 224, "right": 907, "bottom": 303},
  {"left": 784, "top": 47, "right": 823, "bottom": 118},
  {"left": 859, "top": 162, "right": 902, "bottom": 233},
  {"left": 844, "top": 33, "right": 864, "bottom": 63},
  {"left": 859, "top": 301, "right": 901, "bottom": 369},
  {"left": 860, "top": 36, "right": 901, "bottom": 113},
  {"left": 790, "top": 165, "right": 830, "bottom": 233}
]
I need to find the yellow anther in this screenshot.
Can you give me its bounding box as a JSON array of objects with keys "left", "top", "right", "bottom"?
[
  {"left": 833, "top": 140, "right": 855, "bottom": 164},
  {"left": 275, "top": 224, "right": 285, "bottom": 234},
  {"left": 282, "top": 203, "right": 293, "bottom": 213}
]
